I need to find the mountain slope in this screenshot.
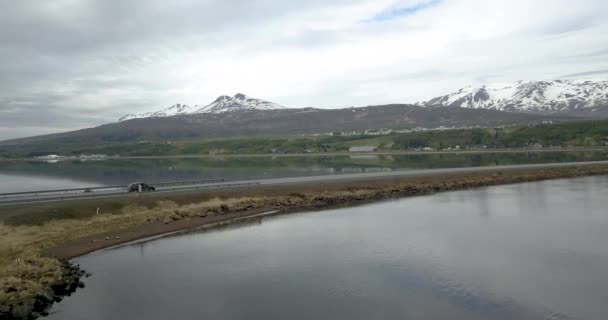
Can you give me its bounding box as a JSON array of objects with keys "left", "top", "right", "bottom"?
[
  {"left": 118, "top": 104, "right": 198, "bottom": 122},
  {"left": 420, "top": 80, "right": 608, "bottom": 116},
  {"left": 2, "top": 105, "right": 567, "bottom": 146}
]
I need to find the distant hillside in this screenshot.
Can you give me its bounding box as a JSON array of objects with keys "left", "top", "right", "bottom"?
[
  {"left": 1, "top": 104, "right": 567, "bottom": 146},
  {"left": 1, "top": 119, "right": 607, "bottom": 159}
]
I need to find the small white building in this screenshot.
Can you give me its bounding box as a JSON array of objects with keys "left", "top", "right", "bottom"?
[{"left": 35, "top": 154, "right": 61, "bottom": 159}]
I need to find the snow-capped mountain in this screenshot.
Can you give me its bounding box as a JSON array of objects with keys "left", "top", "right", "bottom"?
[
  {"left": 118, "top": 94, "right": 285, "bottom": 121},
  {"left": 117, "top": 81, "right": 608, "bottom": 122},
  {"left": 419, "top": 80, "right": 608, "bottom": 116},
  {"left": 194, "top": 93, "right": 286, "bottom": 114},
  {"left": 118, "top": 104, "right": 198, "bottom": 122}
]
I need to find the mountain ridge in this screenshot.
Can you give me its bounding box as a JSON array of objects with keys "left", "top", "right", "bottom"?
[
  {"left": 118, "top": 93, "right": 285, "bottom": 121},
  {"left": 118, "top": 103, "right": 199, "bottom": 122},
  {"left": 118, "top": 79, "right": 608, "bottom": 122},
  {"left": 419, "top": 79, "right": 608, "bottom": 116},
  {"left": 193, "top": 93, "right": 286, "bottom": 114}
]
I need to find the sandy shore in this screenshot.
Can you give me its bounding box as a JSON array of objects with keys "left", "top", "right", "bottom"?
[{"left": 48, "top": 163, "right": 608, "bottom": 260}]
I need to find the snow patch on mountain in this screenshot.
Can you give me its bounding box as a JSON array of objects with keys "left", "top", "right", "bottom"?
[
  {"left": 118, "top": 104, "right": 198, "bottom": 122},
  {"left": 118, "top": 94, "right": 286, "bottom": 122},
  {"left": 419, "top": 80, "right": 608, "bottom": 114},
  {"left": 194, "top": 93, "right": 286, "bottom": 114}
]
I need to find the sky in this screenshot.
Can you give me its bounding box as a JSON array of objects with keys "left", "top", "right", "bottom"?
[{"left": 1, "top": 0, "right": 607, "bottom": 140}]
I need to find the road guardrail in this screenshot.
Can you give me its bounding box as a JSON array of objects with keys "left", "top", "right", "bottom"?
[
  {"left": 0, "top": 178, "right": 226, "bottom": 200},
  {"left": 0, "top": 180, "right": 261, "bottom": 205}
]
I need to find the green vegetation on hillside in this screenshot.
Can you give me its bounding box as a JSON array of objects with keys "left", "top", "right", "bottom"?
[{"left": 1, "top": 120, "right": 607, "bottom": 158}]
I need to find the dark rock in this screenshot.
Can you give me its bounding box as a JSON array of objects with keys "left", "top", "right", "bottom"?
[
  {"left": 38, "top": 287, "right": 55, "bottom": 304},
  {"left": 68, "top": 281, "right": 79, "bottom": 293},
  {"left": 33, "top": 296, "right": 51, "bottom": 315},
  {"left": 11, "top": 300, "right": 34, "bottom": 319},
  {"left": 50, "top": 283, "right": 66, "bottom": 296}
]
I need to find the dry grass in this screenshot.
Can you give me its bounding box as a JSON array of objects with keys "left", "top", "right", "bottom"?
[
  {"left": 0, "top": 199, "right": 184, "bottom": 307},
  {"left": 0, "top": 195, "right": 285, "bottom": 308}
]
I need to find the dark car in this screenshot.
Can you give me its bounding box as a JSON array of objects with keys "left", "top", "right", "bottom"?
[{"left": 127, "top": 182, "right": 156, "bottom": 192}]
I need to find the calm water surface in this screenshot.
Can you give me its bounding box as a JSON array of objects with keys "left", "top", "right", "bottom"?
[
  {"left": 48, "top": 176, "right": 608, "bottom": 320},
  {"left": 1, "top": 151, "right": 606, "bottom": 192}
]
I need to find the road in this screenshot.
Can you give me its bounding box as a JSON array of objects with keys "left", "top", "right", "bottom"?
[{"left": 2, "top": 160, "right": 608, "bottom": 206}]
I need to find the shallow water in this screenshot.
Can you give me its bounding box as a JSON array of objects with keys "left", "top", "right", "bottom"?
[
  {"left": 1, "top": 151, "right": 606, "bottom": 192},
  {"left": 48, "top": 176, "right": 608, "bottom": 320}
]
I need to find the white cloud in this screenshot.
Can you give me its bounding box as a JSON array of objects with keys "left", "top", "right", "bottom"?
[{"left": 0, "top": 0, "right": 607, "bottom": 139}]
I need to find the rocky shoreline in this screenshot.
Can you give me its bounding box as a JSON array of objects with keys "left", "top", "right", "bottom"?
[
  {"left": 5, "top": 164, "right": 608, "bottom": 320},
  {"left": 1, "top": 261, "right": 85, "bottom": 320}
]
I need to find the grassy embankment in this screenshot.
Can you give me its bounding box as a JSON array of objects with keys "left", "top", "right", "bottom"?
[
  {"left": 2, "top": 164, "right": 608, "bottom": 318},
  {"left": 1, "top": 120, "right": 608, "bottom": 158}
]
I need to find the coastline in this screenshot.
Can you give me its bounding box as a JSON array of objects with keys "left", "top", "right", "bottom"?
[
  {"left": 49, "top": 163, "right": 608, "bottom": 259},
  {"left": 3, "top": 163, "right": 608, "bottom": 319},
  {"left": 2, "top": 146, "right": 607, "bottom": 161}
]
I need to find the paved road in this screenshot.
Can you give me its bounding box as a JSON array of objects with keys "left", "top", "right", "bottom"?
[{"left": 2, "top": 160, "right": 608, "bottom": 206}]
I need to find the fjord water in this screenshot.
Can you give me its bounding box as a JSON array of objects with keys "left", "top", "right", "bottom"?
[
  {"left": 1, "top": 151, "right": 607, "bottom": 192},
  {"left": 49, "top": 176, "right": 608, "bottom": 320}
]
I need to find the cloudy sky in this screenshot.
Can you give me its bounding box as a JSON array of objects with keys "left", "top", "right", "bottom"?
[{"left": 1, "top": 0, "right": 607, "bottom": 140}]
